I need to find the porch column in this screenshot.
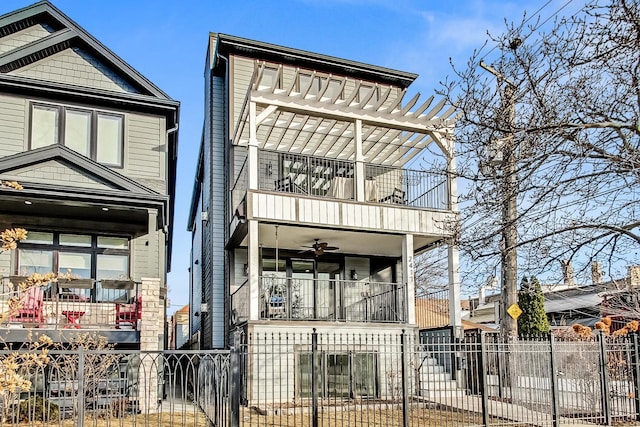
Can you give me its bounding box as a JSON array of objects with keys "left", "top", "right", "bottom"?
[
  {"left": 448, "top": 244, "right": 462, "bottom": 328},
  {"left": 248, "top": 219, "right": 260, "bottom": 320},
  {"left": 402, "top": 234, "right": 416, "bottom": 324},
  {"left": 248, "top": 101, "right": 259, "bottom": 190},
  {"left": 354, "top": 119, "right": 365, "bottom": 202},
  {"left": 444, "top": 131, "right": 462, "bottom": 328},
  {"left": 138, "top": 277, "right": 161, "bottom": 413}
]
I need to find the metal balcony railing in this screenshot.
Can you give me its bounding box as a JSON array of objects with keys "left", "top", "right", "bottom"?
[
  {"left": 256, "top": 149, "right": 450, "bottom": 210},
  {"left": 259, "top": 276, "right": 406, "bottom": 323}
]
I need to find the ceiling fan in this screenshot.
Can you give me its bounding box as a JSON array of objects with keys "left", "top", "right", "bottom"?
[{"left": 302, "top": 239, "right": 339, "bottom": 256}]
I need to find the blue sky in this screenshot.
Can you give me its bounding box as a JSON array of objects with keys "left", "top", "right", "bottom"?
[{"left": 1, "top": 0, "right": 581, "bottom": 313}]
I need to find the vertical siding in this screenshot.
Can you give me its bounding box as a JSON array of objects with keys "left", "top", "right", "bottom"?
[{"left": 0, "top": 94, "right": 26, "bottom": 157}]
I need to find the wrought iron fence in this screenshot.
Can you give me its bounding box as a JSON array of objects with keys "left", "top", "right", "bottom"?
[{"left": 2, "top": 332, "right": 639, "bottom": 426}]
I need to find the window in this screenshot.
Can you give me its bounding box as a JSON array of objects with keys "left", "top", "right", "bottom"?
[
  {"left": 358, "top": 85, "right": 379, "bottom": 104},
  {"left": 298, "top": 73, "right": 343, "bottom": 100},
  {"left": 298, "top": 351, "right": 378, "bottom": 398},
  {"left": 29, "top": 103, "right": 124, "bottom": 167},
  {"left": 259, "top": 66, "right": 280, "bottom": 90},
  {"left": 17, "top": 232, "right": 130, "bottom": 302}
]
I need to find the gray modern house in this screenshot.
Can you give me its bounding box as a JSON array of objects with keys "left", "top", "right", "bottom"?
[
  {"left": 188, "top": 32, "right": 460, "bottom": 362},
  {"left": 0, "top": 1, "right": 179, "bottom": 349}
]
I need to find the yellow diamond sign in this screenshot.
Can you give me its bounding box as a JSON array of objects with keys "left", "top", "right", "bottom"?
[{"left": 507, "top": 304, "right": 523, "bottom": 320}]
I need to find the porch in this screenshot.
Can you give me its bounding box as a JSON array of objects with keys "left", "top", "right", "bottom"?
[
  {"left": 232, "top": 277, "right": 406, "bottom": 324},
  {"left": 0, "top": 276, "right": 142, "bottom": 338}
]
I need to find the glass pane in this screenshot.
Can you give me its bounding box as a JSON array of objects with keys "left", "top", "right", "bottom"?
[
  {"left": 96, "top": 254, "right": 128, "bottom": 279},
  {"left": 58, "top": 252, "right": 91, "bottom": 278},
  {"left": 64, "top": 109, "right": 91, "bottom": 156},
  {"left": 96, "top": 114, "right": 122, "bottom": 165},
  {"left": 18, "top": 249, "right": 53, "bottom": 275},
  {"left": 31, "top": 105, "right": 58, "bottom": 149},
  {"left": 327, "top": 354, "right": 350, "bottom": 398},
  {"left": 353, "top": 353, "right": 377, "bottom": 397},
  {"left": 59, "top": 252, "right": 91, "bottom": 301},
  {"left": 326, "top": 79, "right": 343, "bottom": 99},
  {"left": 60, "top": 234, "right": 92, "bottom": 247},
  {"left": 24, "top": 232, "right": 53, "bottom": 245},
  {"left": 298, "top": 353, "right": 323, "bottom": 398},
  {"left": 97, "top": 236, "right": 128, "bottom": 249},
  {"left": 260, "top": 67, "right": 279, "bottom": 89},
  {"left": 96, "top": 254, "right": 129, "bottom": 303}
]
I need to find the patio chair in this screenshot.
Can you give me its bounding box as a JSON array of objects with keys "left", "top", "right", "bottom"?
[
  {"left": 115, "top": 294, "right": 142, "bottom": 329},
  {"left": 379, "top": 187, "right": 406, "bottom": 205},
  {"left": 10, "top": 286, "right": 44, "bottom": 324}
]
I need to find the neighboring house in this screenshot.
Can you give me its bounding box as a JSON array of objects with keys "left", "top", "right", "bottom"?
[
  {"left": 0, "top": 1, "right": 179, "bottom": 350},
  {"left": 465, "top": 265, "right": 640, "bottom": 330},
  {"left": 168, "top": 304, "right": 189, "bottom": 350},
  {"left": 188, "top": 32, "right": 461, "bottom": 394}
]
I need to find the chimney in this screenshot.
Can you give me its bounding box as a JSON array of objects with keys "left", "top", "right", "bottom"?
[
  {"left": 629, "top": 265, "right": 640, "bottom": 287},
  {"left": 561, "top": 260, "right": 575, "bottom": 287},
  {"left": 591, "top": 261, "right": 603, "bottom": 285},
  {"left": 479, "top": 286, "right": 486, "bottom": 305}
]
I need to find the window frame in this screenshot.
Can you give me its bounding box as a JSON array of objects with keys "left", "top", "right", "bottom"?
[
  {"left": 28, "top": 102, "right": 125, "bottom": 167},
  {"left": 15, "top": 232, "right": 131, "bottom": 302}
]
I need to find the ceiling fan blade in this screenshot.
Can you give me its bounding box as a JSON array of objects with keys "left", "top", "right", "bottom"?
[{"left": 324, "top": 246, "right": 339, "bottom": 250}]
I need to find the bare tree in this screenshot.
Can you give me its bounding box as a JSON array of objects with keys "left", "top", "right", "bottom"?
[{"left": 442, "top": 0, "right": 640, "bottom": 290}]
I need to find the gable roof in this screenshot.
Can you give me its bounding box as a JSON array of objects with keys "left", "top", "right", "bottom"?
[
  {"left": 0, "top": 1, "right": 170, "bottom": 99},
  {"left": 0, "top": 144, "right": 159, "bottom": 195}
]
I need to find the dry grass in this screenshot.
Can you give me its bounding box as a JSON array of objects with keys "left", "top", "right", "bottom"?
[{"left": 240, "top": 405, "right": 490, "bottom": 426}]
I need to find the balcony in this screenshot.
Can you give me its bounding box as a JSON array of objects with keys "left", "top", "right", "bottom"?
[
  {"left": 257, "top": 149, "right": 449, "bottom": 210},
  {"left": 231, "top": 277, "right": 407, "bottom": 323},
  {"left": 1, "top": 277, "right": 141, "bottom": 331}
]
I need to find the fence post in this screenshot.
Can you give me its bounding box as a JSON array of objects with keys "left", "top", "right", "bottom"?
[
  {"left": 311, "top": 328, "right": 318, "bottom": 427},
  {"left": 77, "top": 347, "right": 85, "bottom": 427},
  {"left": 549, "top": 333, "right": 560, "bottom": 427},
  {"left": 400, "top": 329, "right": 409, "bottom": 427},
  {"left": 632, "top": 333, "right": 640, "bottom": 421},
  {"left": 230, "top": 345, "right": 240, "bottom": 427},
  {"left": 598, "top": 332, "right": 612, "bottom": 426},
  {"left": 479, "top": 332, "right": 489, "bottom": 427}
]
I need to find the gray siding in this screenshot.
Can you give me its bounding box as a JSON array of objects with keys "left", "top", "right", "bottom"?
[
  {"left": 12, "top": 48, "right": 137, "bottom": 93},
  {"left": 131, "top": 230, "right": 160, "bottom": 281},
  {"left": 208, "top": 74, "right": 227, "bottom": 349},
  {"left": 0, "top": 94, "right": 26, "bottom": 157},
  {"left": 2, "top": 160, "right": 116, "bottom": 190},
  {"left": 0, "top": 24, "right": 51, "bottom": 55},
  {"left": 125, "top": 113, "right": 165, "bottom": 182},
  {"left": 190, "top": 194, "right": 203, "bottom": 338},
  {"left": 231, "top": 56, "right": 254, "bottom": 137},
  {"left": 0, "top": 250, "right": 11, "bottom": 279}
]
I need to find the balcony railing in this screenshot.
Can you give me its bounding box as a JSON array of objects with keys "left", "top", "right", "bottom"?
[
  {"left": 257, "top": 149, "right": 449, "bottom": 210},
  {"left": 259, "top": 276, "right": 406, "bottom": 323},
  {"left": 0, "top": 278, "right": 141, "bottom": 330},
  {"left": 231, "top": 280, "right": 249, "bottom": 324}
]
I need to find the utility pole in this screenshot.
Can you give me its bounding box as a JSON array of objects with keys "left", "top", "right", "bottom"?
[{"left": 480, "top": 60, "right": 518, "bottom": 338}]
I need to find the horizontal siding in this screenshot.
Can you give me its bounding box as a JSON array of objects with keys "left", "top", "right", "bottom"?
[
  {"left": 0, "top": 251, "right": 12, "bottom": 278},
  {"left": 0, "top": 94, "right": 26, "bottom": 157},
  {"left": 250, "top": 192, "right": 454, "bottom": 237},
  {"left": 231, "top": 56, "right": 255, "bottom": 136},
  {"left": 125, "top": 113, "right": 164, "bottom": 180}
]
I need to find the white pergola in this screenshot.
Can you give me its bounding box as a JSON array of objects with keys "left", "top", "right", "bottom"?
[{"left": 233, "top": 62, "right": 457, "bottom": 169}]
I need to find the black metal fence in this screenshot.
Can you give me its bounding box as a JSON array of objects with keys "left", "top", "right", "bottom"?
[
  {"left": 232, "top": 329, "right": 640, "bottom": 426},
  {"left": 2, "top": 331, "right": 640, "bottom": 426}
]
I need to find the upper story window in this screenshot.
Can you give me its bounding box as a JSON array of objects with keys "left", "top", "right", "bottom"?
[
  {"left": 258, "top": 66, "right": 280, "bottom": 90},
  {"left": 358, "top": 84, "right": 379, "bottom": 105},
  {"left": 299, "top": 73, "right": 343, "bottom": 100},
  {"left": 30, "top": 103, "right": 124, "bottom": 167}
]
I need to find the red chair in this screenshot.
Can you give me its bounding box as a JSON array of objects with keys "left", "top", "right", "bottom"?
[
  {"left": 10, "top": 286, "right": 44, "bottom": 324},
  {"left": 115, "top": 294, "right": 142, "bottom": 329}
]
